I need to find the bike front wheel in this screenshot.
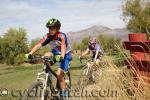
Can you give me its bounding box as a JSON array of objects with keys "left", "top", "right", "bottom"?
[
  {"left": 78, "top": 66, "right": 93, "bottom": 88},
  {"left": 21, "top": 81, "right": 51, "bottom": 100}
]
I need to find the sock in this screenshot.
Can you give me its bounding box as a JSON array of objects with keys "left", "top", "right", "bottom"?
[{"left": 60, "top": 89, "right": 68, "bottom": 97}]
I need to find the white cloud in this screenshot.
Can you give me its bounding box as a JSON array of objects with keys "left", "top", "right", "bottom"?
[
  {"left": 0, "top": 0, "right": 125, "bottom": 40},
  {"left": 0, "top": 0, "right": 47, "bottom": 39},
  {"left": 0, "top": 0, "right": 42, "bottom": 20}
]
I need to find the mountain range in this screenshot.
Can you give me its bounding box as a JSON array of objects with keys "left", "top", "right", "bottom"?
[{"left": 66, "top": 25, "right": 130, "bottom": 44}]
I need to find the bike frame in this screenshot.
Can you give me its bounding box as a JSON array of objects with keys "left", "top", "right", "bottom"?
[
  {"left": 82, "top": 59, "right": 95, "bottom": 75},
  {"left": 36, "top": 67, "right": 51, "bottom": 100},
  {"left": 36, "top": 59, "right": 57, "bottom": 100},
  {"left": 79, "top": 58, "right": 99, "bottom": 85},
  {"left": 25, "top": 56, "right": 71, "bottom": 100}
]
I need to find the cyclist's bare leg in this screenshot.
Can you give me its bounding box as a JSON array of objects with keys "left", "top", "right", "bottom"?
[
  {"left": 44, "top": 52, "right": 67, "bottom": 94},
  {"left": 44, "top": 52, "right": 53, "bottom": 57},
  {"left": 96, "top": 59, "right": 100, "bottom": 66},
  {"left": 56, "top": 68, "right": 66, "bottom": 90}
]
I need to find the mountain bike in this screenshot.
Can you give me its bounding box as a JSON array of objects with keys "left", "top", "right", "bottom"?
[
  {"left": 22, "top": 56, "right": 71, "bottom": 100},
  {"left": 77, "top": 57, "right": 100, "bottom": 88}
]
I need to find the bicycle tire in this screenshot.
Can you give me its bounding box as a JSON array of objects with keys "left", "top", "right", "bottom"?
[
  {"left": 21, "top": 81, "right": 51, "bottom": 100},
  {"left": 78, "top": 66, "right": 92, "bottom": 87}
]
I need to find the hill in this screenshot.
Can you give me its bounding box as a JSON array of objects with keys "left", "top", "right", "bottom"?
[{"left": 66, "top": 25, "right": 130, "bottom": 45}]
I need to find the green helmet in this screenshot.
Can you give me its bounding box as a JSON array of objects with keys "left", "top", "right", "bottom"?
[{"left": 46, "top": 18, "right": 61, "bottom": 28}]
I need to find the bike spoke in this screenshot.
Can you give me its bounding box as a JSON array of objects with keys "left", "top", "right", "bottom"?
[{"left": 32, "top": 87, "right": 37, "bottom": 100}]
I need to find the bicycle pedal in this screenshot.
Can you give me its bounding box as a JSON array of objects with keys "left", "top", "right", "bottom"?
[
  {"left": 51, "top": 91, "right": 59, "bottom": 97},
  {"left": 54, "top": 90, "right": 59, "bottom": 93},
  {"left": 51, "top": 89, "right": 59, "bottom": 95}
]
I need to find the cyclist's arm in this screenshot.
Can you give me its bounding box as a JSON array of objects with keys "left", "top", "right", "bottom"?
[
  {"left": 29, "top": 34, "right": 49, "bottom": 55},
  {"left": 60, "top": 35, "right": 66, "bottom": 58},
  {"left": 94, "top": 50, "right": 99, "bottom": 61},
  {"left": 94, "top": 44, "right": 101, "bottom": 61},
  {"left": 81, "top": 48, "right": 89, "bottom": 56},
  {"left": 29, "top": 44, "right": 42, "bottom": 55}
]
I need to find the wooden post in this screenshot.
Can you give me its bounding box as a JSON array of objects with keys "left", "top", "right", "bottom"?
[{"left": 123, "top": 33, "right": 150, "bottom": 84}]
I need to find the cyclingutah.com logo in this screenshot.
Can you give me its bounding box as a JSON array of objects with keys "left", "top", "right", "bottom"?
[{"left": 0, "top": 88, "right": 118, "bottom": 98}]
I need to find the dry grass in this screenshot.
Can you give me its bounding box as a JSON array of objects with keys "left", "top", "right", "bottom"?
[{"left": 71, "top": 45, "right": 150, "bottom": 100}]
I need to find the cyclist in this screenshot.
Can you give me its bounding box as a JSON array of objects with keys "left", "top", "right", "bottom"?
[
  {"left": 80, "top": 37, "right": 103, "bottom": 65},
  {"left": 25, "top": 18, "right": 72, "bottom": 98}
]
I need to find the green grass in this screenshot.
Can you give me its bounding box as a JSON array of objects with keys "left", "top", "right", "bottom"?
[
  {"left": 0, "top": 54, "right": 83, "bottom": 100},
  {"left": 0, "top": 54, "right": 123, "bottom": 100},
  {"left": 0, "top": 64, "right": 41, "bottom": 100}
]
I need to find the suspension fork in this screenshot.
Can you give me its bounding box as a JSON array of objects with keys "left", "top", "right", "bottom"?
[
  {"left": 84, "top": 63, "right": 89, "bottom": 75},
  {"left": 41, "top": 62, "right": 57, "bottom": 100},
  {"left": 41, "top": 73, "right": 49, "bottom": 100}
]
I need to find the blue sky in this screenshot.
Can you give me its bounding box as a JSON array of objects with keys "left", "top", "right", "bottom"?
[{"left": 0, "top": 0, "right": 125, "bottom": 39}]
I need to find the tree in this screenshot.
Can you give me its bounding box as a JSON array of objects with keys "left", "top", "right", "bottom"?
[
  {"left": 122, "top": 0, "right": 150, "bottom": 34},
  {"left": 72, "top": 42, "right": 81, "bottom": 50},
  {"left": 0, "top": 37, "right": 4, "bottom": 62},
  {"left": 80, "top": 37, "right": 90, "bottom": 50},
  {"left": 72, "top": 34, "right": 122, "bottom": 55},
  {"left": 97, "top": 34, "right": 122, "bottom": 54},
  {"left": 30, "top": 38, "right": 49, "bottom": 55},
  {"left": 0, "top": 28, "right": 29, "bottom": 65}
]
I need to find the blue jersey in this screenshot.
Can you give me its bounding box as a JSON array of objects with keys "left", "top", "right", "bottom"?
[{"left": 37, "top": 32, "right": 71, "bottom": 54}]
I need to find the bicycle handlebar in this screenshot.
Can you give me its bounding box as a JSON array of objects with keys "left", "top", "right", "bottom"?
[
  {"left": 26, "top": 55, "right": 56, "bottom": 64},
  {"left": 79, "top": 57, "right": 93, "bottom": 63},
  {"left": 30, "top": 55, "right": 58, "bottom": 76}
]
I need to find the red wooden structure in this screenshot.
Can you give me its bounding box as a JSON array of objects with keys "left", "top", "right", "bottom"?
[{"left": 123, "top": 33, "right": 150, "bottom": 84}]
